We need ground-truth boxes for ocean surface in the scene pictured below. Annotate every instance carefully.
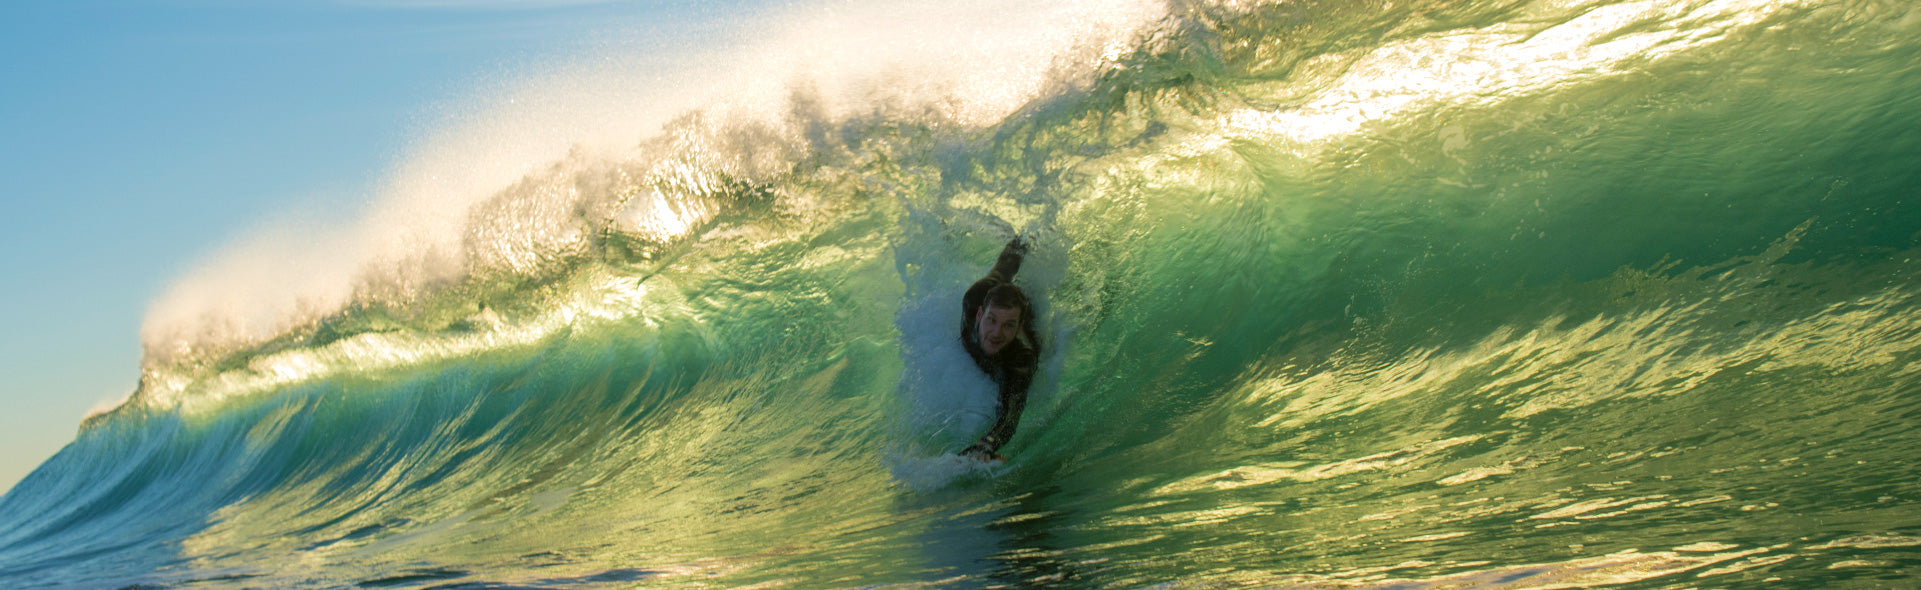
[4,0,1920,588]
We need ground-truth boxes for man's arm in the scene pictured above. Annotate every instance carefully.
[990,237,1027,281]
[962,363,1032,459]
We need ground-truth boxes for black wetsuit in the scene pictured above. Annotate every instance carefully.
[959,239,1041,457]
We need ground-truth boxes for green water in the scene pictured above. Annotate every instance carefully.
[3,0,1920,588]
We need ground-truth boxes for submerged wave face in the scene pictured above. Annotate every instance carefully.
[7,0,1921,587]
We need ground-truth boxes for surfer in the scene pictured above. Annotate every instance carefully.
[958,237,1041,462]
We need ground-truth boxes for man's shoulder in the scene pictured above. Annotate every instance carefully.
[1005,341,1040,369]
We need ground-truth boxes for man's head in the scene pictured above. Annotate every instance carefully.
[975,284,1029,356]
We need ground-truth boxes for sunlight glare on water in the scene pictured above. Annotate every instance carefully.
[1224,0,1806,147]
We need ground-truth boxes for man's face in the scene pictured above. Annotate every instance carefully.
[976,305,1022,356]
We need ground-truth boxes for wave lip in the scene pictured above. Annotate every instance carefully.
[127,0,1171,415]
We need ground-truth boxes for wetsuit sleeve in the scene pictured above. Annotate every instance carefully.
[964,351,1035,456]
[989,238,1027,282]
[976,368,1031,454]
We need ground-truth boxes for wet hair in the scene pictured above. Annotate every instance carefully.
[982,283,1029,315]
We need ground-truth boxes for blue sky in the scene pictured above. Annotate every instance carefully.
[0,0,760,493]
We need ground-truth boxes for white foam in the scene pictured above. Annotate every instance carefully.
[887,452,1006,492]
[140,0,1167,373]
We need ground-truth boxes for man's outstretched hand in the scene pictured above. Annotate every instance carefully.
[1004,236,1027,256]
[960,443,1005,463]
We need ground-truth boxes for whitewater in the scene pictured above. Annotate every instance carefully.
[3,0,1920,588]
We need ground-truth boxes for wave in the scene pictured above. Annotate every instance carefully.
[8,0,1921,587]
[131,0,1168,409]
